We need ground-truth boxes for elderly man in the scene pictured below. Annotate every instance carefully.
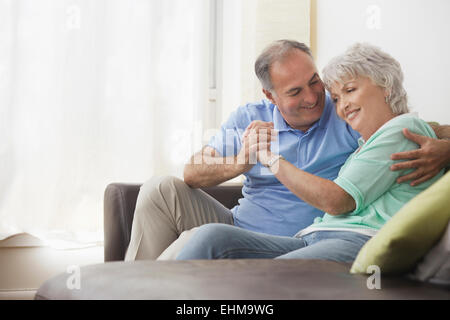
[125,40,450,261]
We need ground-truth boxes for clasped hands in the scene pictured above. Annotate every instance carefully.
[237,121,278,170]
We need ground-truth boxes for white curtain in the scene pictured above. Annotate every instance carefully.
[0,0,209,248]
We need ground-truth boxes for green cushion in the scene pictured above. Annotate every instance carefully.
[350,171,450,275]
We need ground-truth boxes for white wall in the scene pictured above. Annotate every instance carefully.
[315,0,450,123]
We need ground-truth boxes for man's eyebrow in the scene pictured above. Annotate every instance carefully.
[308,73,319,84]
[285,86,302,94]
[285,73,319,94]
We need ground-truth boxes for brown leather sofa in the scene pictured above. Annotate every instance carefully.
[35,183,450,300]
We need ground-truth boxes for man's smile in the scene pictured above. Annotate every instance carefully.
[300,100,318,110]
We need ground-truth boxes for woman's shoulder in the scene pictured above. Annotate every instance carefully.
[359,113,436,158]
[373,113,436,141]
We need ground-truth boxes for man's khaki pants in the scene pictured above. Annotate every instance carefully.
[124,176,234,261]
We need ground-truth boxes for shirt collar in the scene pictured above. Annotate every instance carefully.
[272,104,291,132]
[357,137,365,146]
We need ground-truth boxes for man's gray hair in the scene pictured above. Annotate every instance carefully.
[322,43,409,114]
[255,40,313,91]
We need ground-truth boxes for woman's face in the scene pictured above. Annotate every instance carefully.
[330,76,396,141]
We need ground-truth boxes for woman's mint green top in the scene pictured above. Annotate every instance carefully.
[309,113,444,233]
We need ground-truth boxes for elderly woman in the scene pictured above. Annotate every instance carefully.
[175,43,445,262]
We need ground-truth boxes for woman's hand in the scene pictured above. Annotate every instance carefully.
[390,128,450,186]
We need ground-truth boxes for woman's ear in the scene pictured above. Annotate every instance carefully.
[384,88,391,104]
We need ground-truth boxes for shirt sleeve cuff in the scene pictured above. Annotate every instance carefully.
[334,175,364,214]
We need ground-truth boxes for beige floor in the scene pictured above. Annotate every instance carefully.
[0,234,104,300]
[0,290,37,300]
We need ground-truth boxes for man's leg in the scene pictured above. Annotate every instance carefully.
[176,223,307,260]
[125,176,234,260]
[157,227,200,260]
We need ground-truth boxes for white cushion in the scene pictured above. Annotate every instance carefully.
[409,221,450,286]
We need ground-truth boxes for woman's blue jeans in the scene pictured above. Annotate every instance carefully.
[176,223,371,263]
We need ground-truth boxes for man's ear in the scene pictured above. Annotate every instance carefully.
[263,89,276,105]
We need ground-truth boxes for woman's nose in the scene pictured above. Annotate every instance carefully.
[337,99,349,116]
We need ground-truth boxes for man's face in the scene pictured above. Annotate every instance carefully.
[264,50,326,132]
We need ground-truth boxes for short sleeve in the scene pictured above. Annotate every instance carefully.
[207,107,250,157]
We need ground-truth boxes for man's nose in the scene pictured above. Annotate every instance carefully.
[302,86,316,105]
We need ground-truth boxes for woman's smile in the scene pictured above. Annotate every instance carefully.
[345,108,360,121]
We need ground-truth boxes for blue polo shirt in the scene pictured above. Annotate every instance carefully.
[208,95,360,236]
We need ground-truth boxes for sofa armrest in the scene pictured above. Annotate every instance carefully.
[103,182,243,262]
[104,183,141,262]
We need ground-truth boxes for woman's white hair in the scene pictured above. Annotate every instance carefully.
[322,43,409,114]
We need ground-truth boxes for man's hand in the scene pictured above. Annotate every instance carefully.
[237,121,277,170]
[390,128,450,186]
